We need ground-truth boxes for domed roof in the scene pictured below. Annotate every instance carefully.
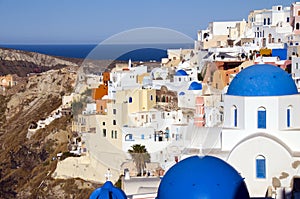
[89,181,127,199]
[175,69,188,76]
[188,82,202,90]
[227,64,298,96]
[179,91,185,96]
[157,156,249,199]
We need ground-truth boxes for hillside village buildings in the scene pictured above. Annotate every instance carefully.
[51,2,300,198]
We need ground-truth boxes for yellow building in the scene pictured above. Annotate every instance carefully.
[137,73,150,84]
[0,74,14,87]
[116,88,156,114]
[73,88,156,150]
[96,102,128,149]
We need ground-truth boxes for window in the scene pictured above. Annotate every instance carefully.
[256,155,266,179]
[103,122,105,126]
[298,10,300,16]
[125,134,133,141]
[287,106,292,127]
[258,107,266,129]
[263,18,266,25]
[150,95,153,101]
[113,120,116,125]
[113,109,116,114]
[232,106,237,127]
[287,17,290,23]
[115,131,117,139]
[152,114,156,119]
[296,23,300,30]
[141,134,145,139]
[129,97,133,103]
[103,129,107,137]
[267,18,270,25]
[296,63,299,70]
[111,130,114,138]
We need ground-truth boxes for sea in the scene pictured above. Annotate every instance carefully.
[0,43,194,61]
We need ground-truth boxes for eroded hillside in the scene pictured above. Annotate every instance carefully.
[0,63,98,198]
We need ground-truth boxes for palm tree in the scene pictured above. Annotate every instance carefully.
[128,144,151,176]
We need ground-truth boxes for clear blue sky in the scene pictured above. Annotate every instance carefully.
[0,0,295,44]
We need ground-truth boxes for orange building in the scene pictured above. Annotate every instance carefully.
[92,72,110,100]
[96,99,109,114]
[212,67,240,90]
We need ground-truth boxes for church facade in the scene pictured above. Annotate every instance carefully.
[221,64,300,197]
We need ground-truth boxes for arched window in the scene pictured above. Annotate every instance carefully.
[262,38,266,47]
[256,155,266,179]
[263,18,266,25]
[231,105,237,127]
[129,97,133,103]
[150,95,153,101]
[296,23,300,30]
[268,34,272,44]
[203,32,209,39]
[258,107,266,129]
[267,18,271,25]
[287,106,292,128]
[125,134,133,141]
[219,106,224,122]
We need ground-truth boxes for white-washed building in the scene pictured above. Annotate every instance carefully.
[220,64,300,197]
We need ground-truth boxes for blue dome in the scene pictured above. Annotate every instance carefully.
[157,156,249,199]
[188,82,202,90]
[227,64,298,96]
[175,69,188,76]
[89,181,127,199]
[179,91,185,96]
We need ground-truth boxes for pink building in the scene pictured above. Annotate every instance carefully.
[290,2,300,35]
[194,96,205,127]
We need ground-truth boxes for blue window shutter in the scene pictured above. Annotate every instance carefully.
[256,158,266,178]
[287,109,290,127]
[258,110,266,129]
[234,108,237,127]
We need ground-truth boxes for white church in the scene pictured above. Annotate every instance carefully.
[218,64,300,197]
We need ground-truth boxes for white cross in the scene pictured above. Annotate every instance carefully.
[105,168,112,181]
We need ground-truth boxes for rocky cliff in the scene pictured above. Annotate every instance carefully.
[0,48,79,77]
[0,49,98,198]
